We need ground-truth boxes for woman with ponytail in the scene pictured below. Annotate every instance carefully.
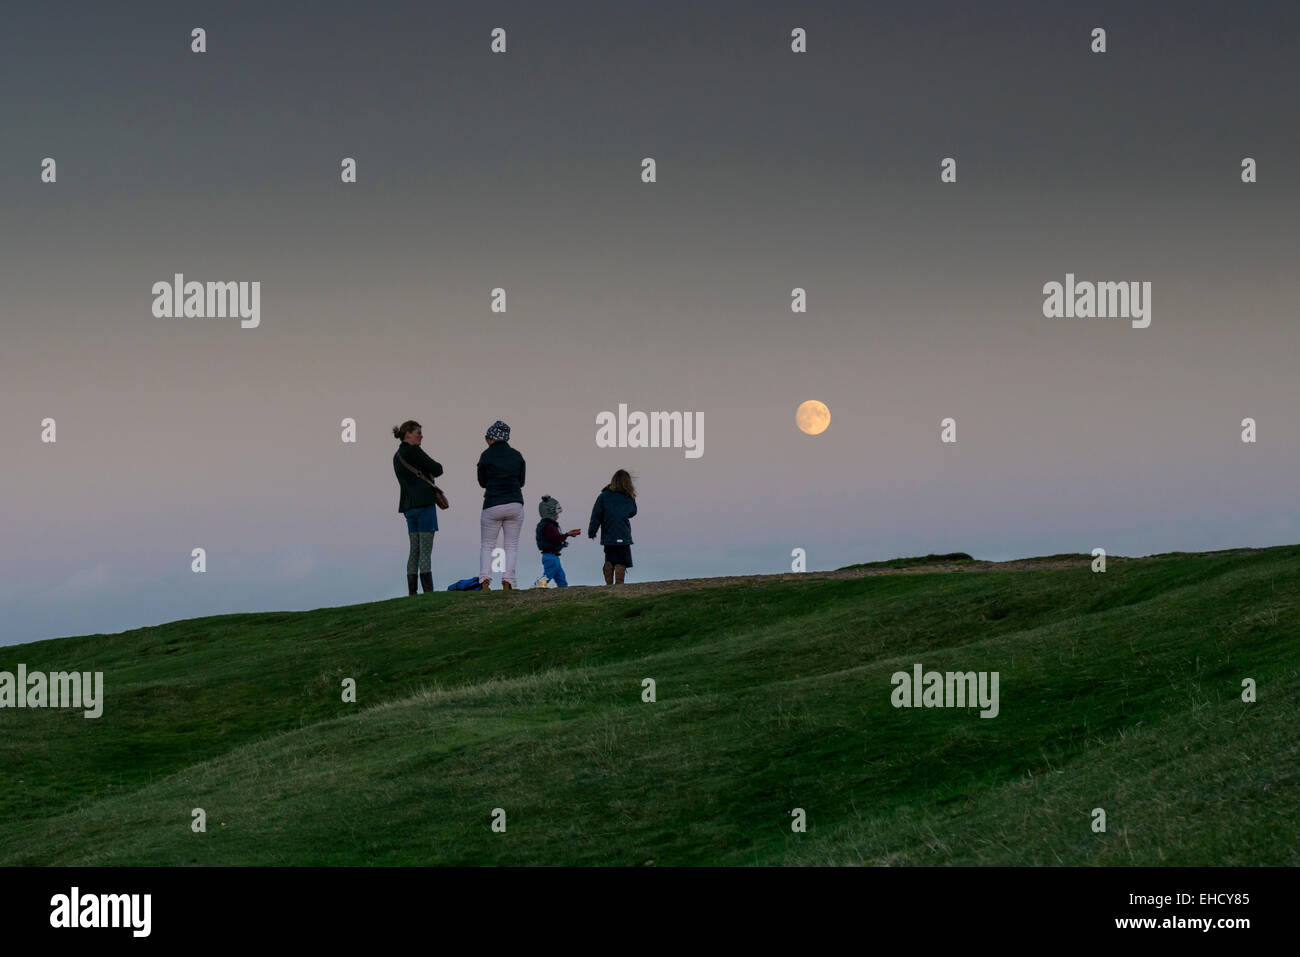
[392,420,444,594]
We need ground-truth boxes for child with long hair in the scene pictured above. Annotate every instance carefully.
[587,470,637,584]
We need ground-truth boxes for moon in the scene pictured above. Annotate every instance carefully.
[796,400,830,435]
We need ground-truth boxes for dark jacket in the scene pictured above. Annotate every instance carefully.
[477,440,526,509]
[393,442,444,513]
[588,488,637,545]
[536,518,568,554]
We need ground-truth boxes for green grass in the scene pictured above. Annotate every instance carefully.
[1,545,1297,865]
[838,552,976,570]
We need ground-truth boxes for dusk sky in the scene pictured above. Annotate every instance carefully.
[2,0,1297,646]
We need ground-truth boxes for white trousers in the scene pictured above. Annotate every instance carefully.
[480,502,525,584]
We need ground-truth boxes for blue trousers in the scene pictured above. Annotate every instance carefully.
[542,553,568,587]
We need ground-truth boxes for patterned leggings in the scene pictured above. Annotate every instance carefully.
[406,532,435,575]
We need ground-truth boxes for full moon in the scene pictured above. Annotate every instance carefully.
[796,400,831,435]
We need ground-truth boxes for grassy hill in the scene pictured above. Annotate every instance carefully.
[1,546,1297,865]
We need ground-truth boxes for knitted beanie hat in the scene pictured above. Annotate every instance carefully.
[486,420,511,442]
[539,495,561,520]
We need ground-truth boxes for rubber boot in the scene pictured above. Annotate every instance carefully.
[407,574,419,595]
[420,572,434,593]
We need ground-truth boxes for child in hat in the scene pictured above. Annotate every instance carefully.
[535,495,580,587]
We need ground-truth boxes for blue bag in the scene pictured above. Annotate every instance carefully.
[446,577,483,591]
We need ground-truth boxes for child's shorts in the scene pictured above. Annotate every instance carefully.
[603,544,633,568]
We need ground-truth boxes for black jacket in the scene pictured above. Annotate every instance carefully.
[393,442,444,513]
[477,441,526,508]
[588,488,637,545]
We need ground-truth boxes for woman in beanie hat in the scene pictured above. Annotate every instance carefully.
[476,420,526,589]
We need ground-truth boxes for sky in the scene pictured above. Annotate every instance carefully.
[1,0,1297,646]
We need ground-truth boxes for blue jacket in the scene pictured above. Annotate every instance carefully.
[588,488,637,545]
[477,441,525,509]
